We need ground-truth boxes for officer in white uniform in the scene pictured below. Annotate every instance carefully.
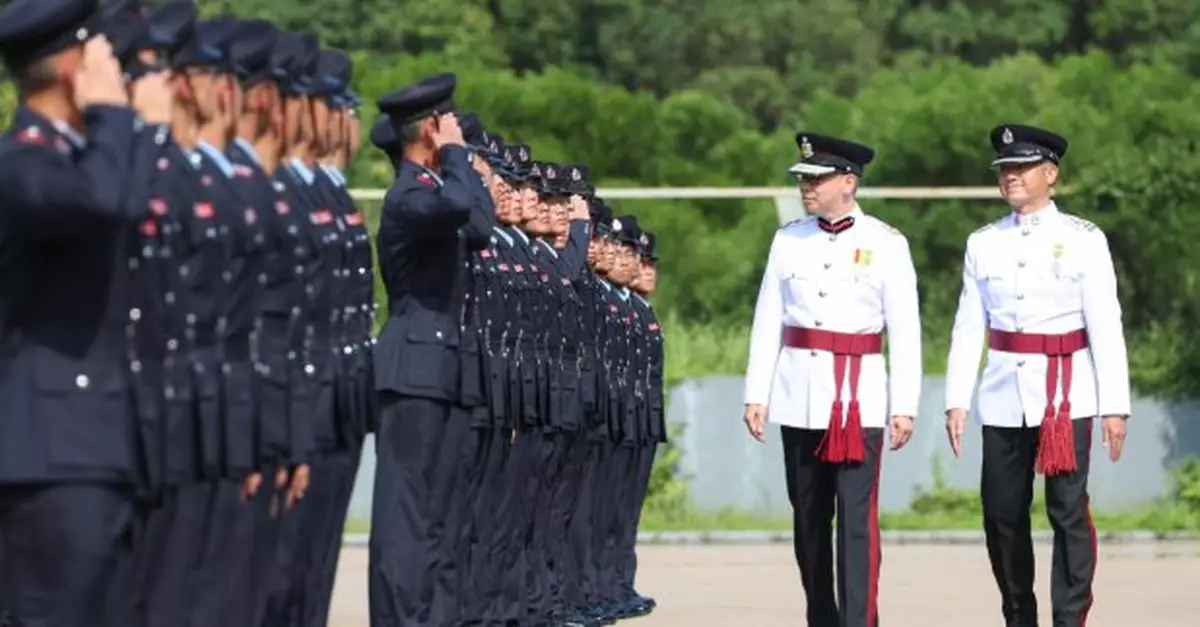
[943,124,1130,627]
[743,132,921,627]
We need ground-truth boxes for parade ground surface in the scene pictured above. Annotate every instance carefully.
[328,540,1200,626]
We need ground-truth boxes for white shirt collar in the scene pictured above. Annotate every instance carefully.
[290,158,316,185]
[233,137,262,166]
[196,140,235,178]
[50,119,86,149]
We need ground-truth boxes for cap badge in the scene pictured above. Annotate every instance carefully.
[572,168,581,181]
[612,219,623,231]
[640,234,649,246]
[547,167,557,179]
[1001,127,1014,145]
[800,136,814,158]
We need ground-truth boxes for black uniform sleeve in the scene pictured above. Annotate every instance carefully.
[558,218,591,280]
[385,145,476,233]
[0,106,144,237]
[460,170,498,252]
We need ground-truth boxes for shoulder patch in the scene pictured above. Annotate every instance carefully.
[1062,213,1098,232]
[16,127,47,146]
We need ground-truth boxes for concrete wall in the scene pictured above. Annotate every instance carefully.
[346,375,1200,521]
[668,376,1200,515]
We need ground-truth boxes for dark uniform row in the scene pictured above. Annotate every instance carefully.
[367,76,667,626]
[0,0,667,626]
[0,0,370,625]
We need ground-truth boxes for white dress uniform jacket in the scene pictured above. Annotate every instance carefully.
[944,202,1131,426]
[743,206,922,430]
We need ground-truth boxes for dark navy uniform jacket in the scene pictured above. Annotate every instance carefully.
[0,105,149,483]
[228,138,293,467]
[373,145,492,403]
[632,292,667,444]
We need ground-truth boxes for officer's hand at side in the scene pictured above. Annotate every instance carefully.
[131,70,173,125]
[1101,415,1127,462]
[568,195,590,221]
[431,113,464,149]
[945,408,967,458]
[74,36,129,108]
[286,463,311,509]
[889,415,914,450]
[240,472,263,502]
[743,403,766,443]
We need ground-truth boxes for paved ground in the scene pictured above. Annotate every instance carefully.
[330,543,1199,626]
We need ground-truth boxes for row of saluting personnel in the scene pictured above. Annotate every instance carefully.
[0,0,666,626]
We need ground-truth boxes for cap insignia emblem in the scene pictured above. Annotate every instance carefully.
[1001,127,1014,145]
[800,136,813,158]
[572,168,581,181]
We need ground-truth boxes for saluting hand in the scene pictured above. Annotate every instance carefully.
[568,195,590,221]
[431,113,464,149]
[889,415,915,450]
[945,408,966,458]
[73,36,129,108]
[743,403,766,443]
[131,70,173,125]
[1101,415,1127,462]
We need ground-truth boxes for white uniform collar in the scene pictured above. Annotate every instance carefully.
[1011,201,1058,228]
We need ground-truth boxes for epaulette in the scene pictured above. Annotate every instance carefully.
[780,215,814,231]
[864,215,902,236]
[972,220,999,236]
[1063,213,1098,232]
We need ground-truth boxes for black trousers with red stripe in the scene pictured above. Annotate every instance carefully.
[781,426,883,627]
[981,418,1097,627]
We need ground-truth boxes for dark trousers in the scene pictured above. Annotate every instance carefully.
[782,426,883,627]
[0,483,135,627]
[458,424,497,625]
[495,430,533,622]
[567,441,602,611]
[183,480,256,627]
[369,395,472,626]
[524,431,568,621]
[471,426,513,623]
[246,474,287,627]
[601,444,636,605]
[982,419,1097,627]
[301,444,363,627]
[261,477,313,627]
[616,442,657,596]
[547,432,589,614]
